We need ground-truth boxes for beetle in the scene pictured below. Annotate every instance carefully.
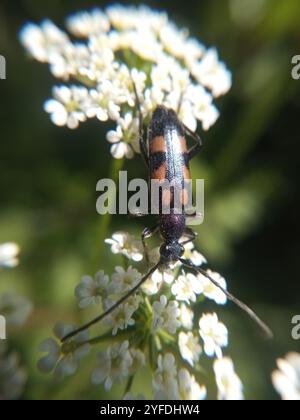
[62,104,272,342]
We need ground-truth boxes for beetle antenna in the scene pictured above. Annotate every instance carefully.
[179,258,273,339]
[61,261,161,342]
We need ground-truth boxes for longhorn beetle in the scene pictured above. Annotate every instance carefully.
[62,103,272,342]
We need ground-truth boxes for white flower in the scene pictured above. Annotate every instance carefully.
[20,20,69,62]
[105,232,143,262]
[91,341,132,390]
[191,48,232,97]
[132,28,164,62]
[150,63,172,92]
[179,304,194,330]
[142,267,175,295]
[199,313,228,358]
[86,82,121,121]
[154,267,175,285]
[152,295,181,334]
[159,23,188,59]
[0,243,20,268]
[106,113,139,159]
[143,86,165,114]
[21,5,232,160]
[182,241,207,266]
[107,5,167,33]
[45,43,91,79]
[129,348,146,375]
[110,266,142,294]
[75,270,110,309]
[171,272,203,303]
[178,332,202,367]
[152,353,179,400]
[182,38,205,69]
[66,9,110,37]
[0,294,32,328]
[153,354,206,401]
[214,357,244,400]
[103,295,141,335]
[197,269,227,305]
[178,368,207,400]
[44,85,88,129]
[186,84,219,131]
[37,323,90,380]
[178,99,198,132]
[141,272,162,296]
[272,352,300,400]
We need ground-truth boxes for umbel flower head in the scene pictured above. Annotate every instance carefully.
[20,4,231,159]
[35,230,243,400]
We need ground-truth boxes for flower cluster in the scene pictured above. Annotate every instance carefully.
[0,343,27,400]
[38,230,243,400]
[0,242,20,269]
[38,323,90,381]
[153,353,207,400]
[0,244,31,399]
[92,341,145,391]
[0,293,32,329]
[20,5,231,159]
[272,352,300,400]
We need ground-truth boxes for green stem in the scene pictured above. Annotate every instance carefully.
[144,296,153,317]
[79,326,136,347]
[157,329,176,343]
[123,375,135,397]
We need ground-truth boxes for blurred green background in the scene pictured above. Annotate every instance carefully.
[0,0,299,400]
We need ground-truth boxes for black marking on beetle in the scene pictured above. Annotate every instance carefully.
[150,151,166,171]
[150,106,184,138]
[183,152,190,168]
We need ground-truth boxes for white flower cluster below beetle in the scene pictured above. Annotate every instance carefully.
[20,4,232,159]
[272,352,300,400]
[36,228,245,400]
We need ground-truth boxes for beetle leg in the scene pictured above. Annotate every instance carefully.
[180,227,197,246]
[182,123,203,161]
